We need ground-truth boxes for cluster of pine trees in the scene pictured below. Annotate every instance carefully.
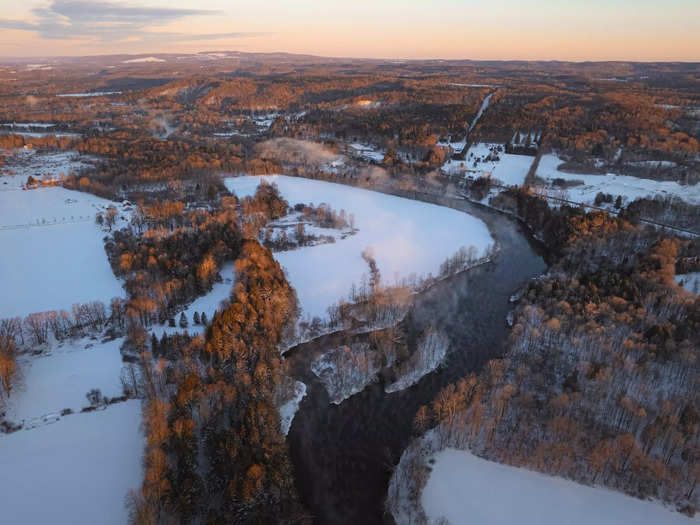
[129,240,304,523]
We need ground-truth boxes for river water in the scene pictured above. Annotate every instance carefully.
[285,198,546,524]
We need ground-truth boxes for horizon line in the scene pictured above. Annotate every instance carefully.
[0,50,699,64]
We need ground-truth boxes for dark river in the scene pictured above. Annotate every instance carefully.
[286,198,546,524]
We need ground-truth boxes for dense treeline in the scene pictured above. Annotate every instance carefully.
[408,227,699,516]
[0,298,127,414]
[129,241,305,524]
[106,201,242,325]
[63,136,242,200]
[490,186,635,257]
[622,195,700,232]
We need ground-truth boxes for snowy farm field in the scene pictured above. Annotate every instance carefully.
[0,400,142,525]
[421,448,696,525]
[442,142,534,187]
[0,179,126,319]
[225,175,494,319]
[536,153,700,206]
[6,337,126,424]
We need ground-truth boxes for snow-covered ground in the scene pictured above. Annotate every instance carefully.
[443,143,533,186]
[6,337,126,425]
[0,131,80,138]
[536,154,700,206]
[676,272,700,295]
[56,91,121,97]
[0,175,126,318]
[279,381,306,435]
[311,343,380,404]
[0,150,91,189]
[225,175,493,319]
[385,329,449,393]
[150,262,236,336]
[349,142,385,162]
[0,400,143,525]
[450,83,499,88]
[1,122,56,128]
[421,448,695,525]
[122,56,164,63]
[0,185,111,226]
[468,92,494,133]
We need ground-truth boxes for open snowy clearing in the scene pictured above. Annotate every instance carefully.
[443,143,533,186]
[151,262,236,336]
[225,175,493,319]
[536,154,700,206]
[676,272,700,295]
[0,400,143,525]
[0,185,126,318]
[421,448,695,525]
[7,337,126,424]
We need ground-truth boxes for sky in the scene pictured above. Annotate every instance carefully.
[0,0,698,61]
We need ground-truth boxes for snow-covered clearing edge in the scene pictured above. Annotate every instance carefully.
[279,381,306,435]
[386,429,438,525]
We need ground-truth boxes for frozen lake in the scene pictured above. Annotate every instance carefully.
[225,175,494,319]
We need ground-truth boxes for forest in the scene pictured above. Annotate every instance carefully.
[0,55,698,525]
[395,205,699,521]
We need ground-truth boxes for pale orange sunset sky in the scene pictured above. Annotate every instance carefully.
[0,0,698,61]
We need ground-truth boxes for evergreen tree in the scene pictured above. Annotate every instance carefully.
[179,312,188,329]
[193,311,200,325]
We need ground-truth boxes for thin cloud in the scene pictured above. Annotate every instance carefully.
[0,1,258,43]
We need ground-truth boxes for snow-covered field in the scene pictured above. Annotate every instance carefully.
[0,167,126,318]
[225,175,493,319]
[536,154,700,206]
[57,91,122,97]
[443,143,533,186]
[7,337,126,424]
[421,448,695,525]
[0,401,143,525]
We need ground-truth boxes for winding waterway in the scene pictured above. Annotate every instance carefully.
[284,190,546,524]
